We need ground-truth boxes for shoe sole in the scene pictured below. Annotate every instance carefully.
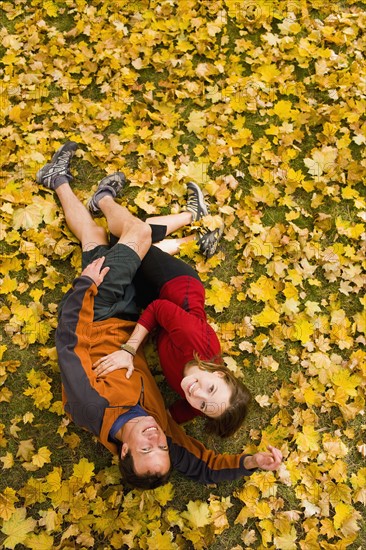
[36,141,78,185]
[199,224,224,258]
[97,172,126,193]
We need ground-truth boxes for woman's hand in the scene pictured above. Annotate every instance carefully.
[82,257,110,287]
[93,350,135,379]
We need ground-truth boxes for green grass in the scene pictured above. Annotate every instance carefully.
[1,1,365,548]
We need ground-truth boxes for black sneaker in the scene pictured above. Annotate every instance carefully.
[186,182,209,222]
[197,223,224,258]
[36,141,78,188]
[87,172,126,217]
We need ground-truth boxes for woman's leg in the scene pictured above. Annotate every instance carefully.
[153,235,195,256]
[145,211,193,236]
[133,245,201,308]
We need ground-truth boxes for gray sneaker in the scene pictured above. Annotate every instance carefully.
[197,223,224,258]
[186,182,209,221]
[36,141,78,188]
[87,172,126,217]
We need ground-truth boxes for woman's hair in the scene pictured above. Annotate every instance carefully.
[185,353,252,438]
[118,449,172,490]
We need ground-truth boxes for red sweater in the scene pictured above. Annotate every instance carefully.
[137,275,221,423]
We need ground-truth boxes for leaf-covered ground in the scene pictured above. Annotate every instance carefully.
[0,0,365,548]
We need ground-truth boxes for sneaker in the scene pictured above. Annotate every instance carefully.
[87,172,126,217]
[36,141,78,188]
[186,182,209,222]
[197,223,224,258]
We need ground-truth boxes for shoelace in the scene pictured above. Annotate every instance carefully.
[52,151,72,172]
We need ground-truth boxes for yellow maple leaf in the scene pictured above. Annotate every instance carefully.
[0,276,17,294]
[0,488,18,521]
[333,502,354,530]
[186,110,207,134]
[295,426,320,452]
[144,529,175,549]
[72,457,95,484]
[205,277,233,312]
[249,275,278,302]
[331,369,360,397]
[273,526,298,550]
[178,161,209,185]
[38,509,61,532]
[24,532,54,550]
[0,452,14,469]
[64,432,81,449]
[16,439,34,462]
[1,507,37,549]
[0,345,7,360]
[44,467,63,493]
[181,500,211,528]
[256,63,281,83]
[252,305,280,327]
[152,482,174,506]
[32,446,52,468]
[272,100,294,120]
[12,204,44,230]
[304,146,338,177]
[22,412,34,424]
[290,315,314,344]
[246,236,274,259]
[209,495,232,534]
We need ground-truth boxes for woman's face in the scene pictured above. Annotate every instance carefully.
[181,364,232,417]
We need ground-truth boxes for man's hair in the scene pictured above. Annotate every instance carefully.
[185,353,252,438]
[118,449,172,490]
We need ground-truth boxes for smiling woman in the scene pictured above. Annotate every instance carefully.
[181,354,251,437]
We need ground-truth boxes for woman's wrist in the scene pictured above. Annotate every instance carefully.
[120,343,137,356]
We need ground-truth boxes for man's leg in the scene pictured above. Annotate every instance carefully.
[94,196,151,260]
[56,184,108,250]
[36,142,108,250]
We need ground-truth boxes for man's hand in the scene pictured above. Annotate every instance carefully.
[93,350,135,379]
[81,257,110,287]
[243,445,283,471]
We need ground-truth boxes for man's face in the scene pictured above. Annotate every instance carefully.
[121,416,170,476]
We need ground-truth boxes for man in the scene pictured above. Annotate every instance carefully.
[37,142,283,490]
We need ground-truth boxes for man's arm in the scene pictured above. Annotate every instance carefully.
[167,417,282,484]
[56,258,110,436]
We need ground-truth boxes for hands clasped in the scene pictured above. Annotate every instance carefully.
[93,350,135,379]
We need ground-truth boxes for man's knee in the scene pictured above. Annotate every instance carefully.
[123,220,152,258]
[81,226,108,251]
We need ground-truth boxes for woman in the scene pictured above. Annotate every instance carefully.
[94,183,251,437]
